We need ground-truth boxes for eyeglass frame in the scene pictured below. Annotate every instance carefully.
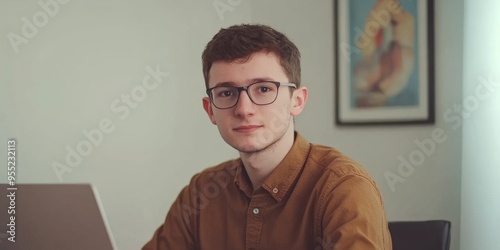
[206,81,297,109]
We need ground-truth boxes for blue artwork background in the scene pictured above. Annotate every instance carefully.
[348,0,420,108]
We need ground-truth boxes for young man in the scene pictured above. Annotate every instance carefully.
[143,24,392,250]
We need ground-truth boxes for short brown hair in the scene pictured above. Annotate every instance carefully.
[202,24,301,89]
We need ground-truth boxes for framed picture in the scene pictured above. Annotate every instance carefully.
[335,0,435,125]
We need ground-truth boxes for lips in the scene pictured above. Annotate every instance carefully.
[233,125,262,133]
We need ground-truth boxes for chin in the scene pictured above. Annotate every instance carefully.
[231,134,281,154]
[233,142,268,154]
[227,139,264,153]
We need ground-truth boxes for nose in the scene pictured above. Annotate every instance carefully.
[234,90,256,117]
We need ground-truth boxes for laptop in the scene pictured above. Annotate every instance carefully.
[0,184,116,250]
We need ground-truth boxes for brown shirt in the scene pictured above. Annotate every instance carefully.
[143,133,392,250]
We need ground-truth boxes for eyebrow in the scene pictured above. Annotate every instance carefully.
[213,77,276,87]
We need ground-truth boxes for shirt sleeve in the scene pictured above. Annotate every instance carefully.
[320,173,392,250]
[142,183,197,250]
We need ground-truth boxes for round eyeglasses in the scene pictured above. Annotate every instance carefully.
[206,81,297,109]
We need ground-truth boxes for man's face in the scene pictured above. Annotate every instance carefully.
[202,51,301,153]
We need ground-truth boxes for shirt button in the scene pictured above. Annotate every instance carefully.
[252,208,260,215]
[272,188,278,194]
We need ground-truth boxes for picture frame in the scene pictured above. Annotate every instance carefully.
[335,0,435,125]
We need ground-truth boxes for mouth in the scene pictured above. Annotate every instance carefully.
[233,125,262,133]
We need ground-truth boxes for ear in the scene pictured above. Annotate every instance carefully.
[290,86,308,116]
[202,97,217,125]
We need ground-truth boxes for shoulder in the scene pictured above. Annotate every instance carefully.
[308,143,372,179]
[187,158,240,188]
[307,143,382,201]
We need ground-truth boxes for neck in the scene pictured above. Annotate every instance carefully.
[240,126,295,191]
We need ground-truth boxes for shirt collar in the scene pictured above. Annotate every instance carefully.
[234,132,311,202]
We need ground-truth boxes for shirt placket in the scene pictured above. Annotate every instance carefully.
[245,194,271,250]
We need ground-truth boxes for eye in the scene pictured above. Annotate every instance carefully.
[253,82,276,93]
[258,86,271,93]
[218,91,233,97]
[213,87,236,98]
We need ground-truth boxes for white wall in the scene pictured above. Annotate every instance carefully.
[0,0,464,249]
[460,0,500,248]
